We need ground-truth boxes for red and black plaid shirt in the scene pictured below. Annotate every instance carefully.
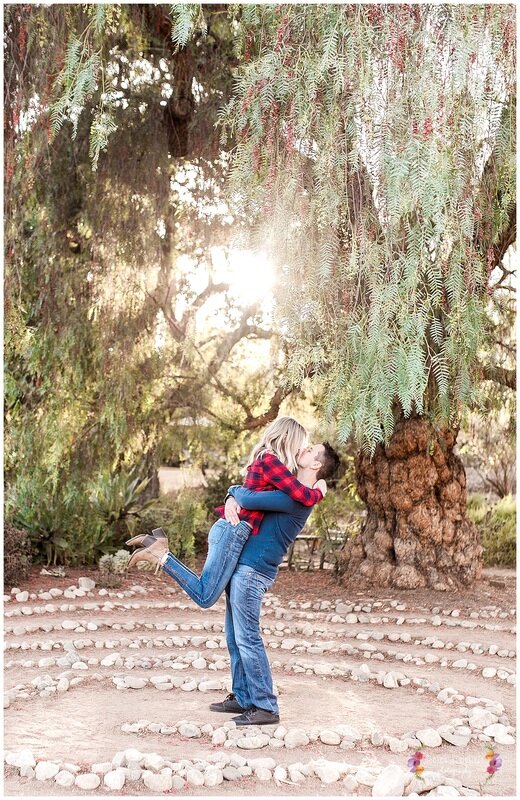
[215,452,323,536]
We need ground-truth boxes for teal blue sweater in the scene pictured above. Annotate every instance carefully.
[228,485,313,580]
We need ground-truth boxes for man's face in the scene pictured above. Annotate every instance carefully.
[297,443,325,470]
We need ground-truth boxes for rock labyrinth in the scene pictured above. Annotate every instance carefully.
[4,573,516,796]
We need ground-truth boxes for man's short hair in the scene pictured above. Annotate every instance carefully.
[316,442,341,481]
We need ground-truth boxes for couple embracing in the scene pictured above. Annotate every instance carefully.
[126,417,340,726]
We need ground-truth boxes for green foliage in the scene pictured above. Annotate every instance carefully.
[202,468,244,518]
[135,489,208,563]
[6,472,114,567]
[89,468,156,536]
[4,522,32,588]
[305,473,364,571]
[467,494,516,567]
[219,4,516,454]
[170,4,206,49]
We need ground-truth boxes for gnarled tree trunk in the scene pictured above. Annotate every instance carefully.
[341,416,483,591]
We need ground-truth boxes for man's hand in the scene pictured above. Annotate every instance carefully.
[224,496,242,525]
[313,479,327,497]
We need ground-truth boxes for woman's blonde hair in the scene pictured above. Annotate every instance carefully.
[246,416,308,474]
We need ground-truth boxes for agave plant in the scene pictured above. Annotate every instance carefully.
[89,468,157,538]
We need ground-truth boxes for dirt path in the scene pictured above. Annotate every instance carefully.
[4,566,516,796]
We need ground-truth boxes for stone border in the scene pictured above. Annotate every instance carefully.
[4,746,482,796]
[118,712,516,752]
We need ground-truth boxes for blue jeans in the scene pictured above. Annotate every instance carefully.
[225,564,278,714]
[160,519,251,608]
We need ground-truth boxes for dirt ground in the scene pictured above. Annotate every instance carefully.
[3,564,516,797]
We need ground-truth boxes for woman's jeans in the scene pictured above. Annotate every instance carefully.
[225,564,278,714]
[160,519,251,608]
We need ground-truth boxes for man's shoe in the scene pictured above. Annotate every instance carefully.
[209,693,248,714]
[232,707,280,726]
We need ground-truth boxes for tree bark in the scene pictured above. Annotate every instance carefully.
[340,416,483,591]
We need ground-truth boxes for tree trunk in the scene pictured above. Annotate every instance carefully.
[340,416,483,591]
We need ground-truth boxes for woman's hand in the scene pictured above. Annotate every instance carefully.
[224,497,242,525]
[314,479,327,497]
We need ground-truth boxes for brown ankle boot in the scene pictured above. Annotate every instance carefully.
[126,528,168,547]
[127,535,168,574]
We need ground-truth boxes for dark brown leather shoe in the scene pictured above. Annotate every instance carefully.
[209,693,248,713]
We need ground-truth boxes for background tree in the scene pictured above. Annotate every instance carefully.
[4,5,516,588]
[218,4,516,589]
[3,4,290,564]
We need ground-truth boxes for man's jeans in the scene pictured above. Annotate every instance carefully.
[225,564,278,714]
[161,519,251,608]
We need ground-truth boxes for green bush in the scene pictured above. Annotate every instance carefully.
[480,495,516,568]
[468,494,516,568]
[135,488,208,563]
[6,473,120,566]
[4,522,32,587]
[88,468,157,537]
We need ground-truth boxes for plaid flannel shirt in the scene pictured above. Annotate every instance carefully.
[215,451,323,536]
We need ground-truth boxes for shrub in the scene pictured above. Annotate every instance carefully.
[478,495,516,568]
[7,474,118,566]
[135,488,208,563]
[305,476,365,571]
[88,468,157,537]
[4,522,32,588]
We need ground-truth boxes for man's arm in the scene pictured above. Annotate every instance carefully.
[228,485,300,513]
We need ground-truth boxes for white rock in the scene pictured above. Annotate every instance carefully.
[237,735,269,750]
[494,733,515,745]
[356,767,378,786]
[54,770,75,787]
[315,763,341,783]
[198,678,223,691]
[388,737,409,754]
[246,757,276,770]
[383,672,399,688]
[204,766,223,786]
[435,787,460,796]
[482,667,497,678]
[469,709,498,729]
[124,676,147,689]
[75,773,101,789]
[255,767,272,780]
[186,767,205,786]
[192,657,207,669]
[284,728,310,748]
[274,765,287,782]
[483,723,508,737]
[343,775,359,791]
[15,591,29,602]
[104,768,126,790]
[180,679,198,691]
[78,577,96,590]
[35,761,60,780]
[143,753,165,771]
[372,764,406,796]
[416,728,443,747]
[319,730,341,745]
[91,761,113,774]
[178,723,201,738]
[6,750,35,769]
[123,748,143,765]
[223,766,241,780]
[212,728,227,746]
[142,771,172,791]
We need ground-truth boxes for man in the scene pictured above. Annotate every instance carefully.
[210,442,340,726]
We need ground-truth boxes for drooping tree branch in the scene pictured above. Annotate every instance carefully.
[480,363,516,390]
